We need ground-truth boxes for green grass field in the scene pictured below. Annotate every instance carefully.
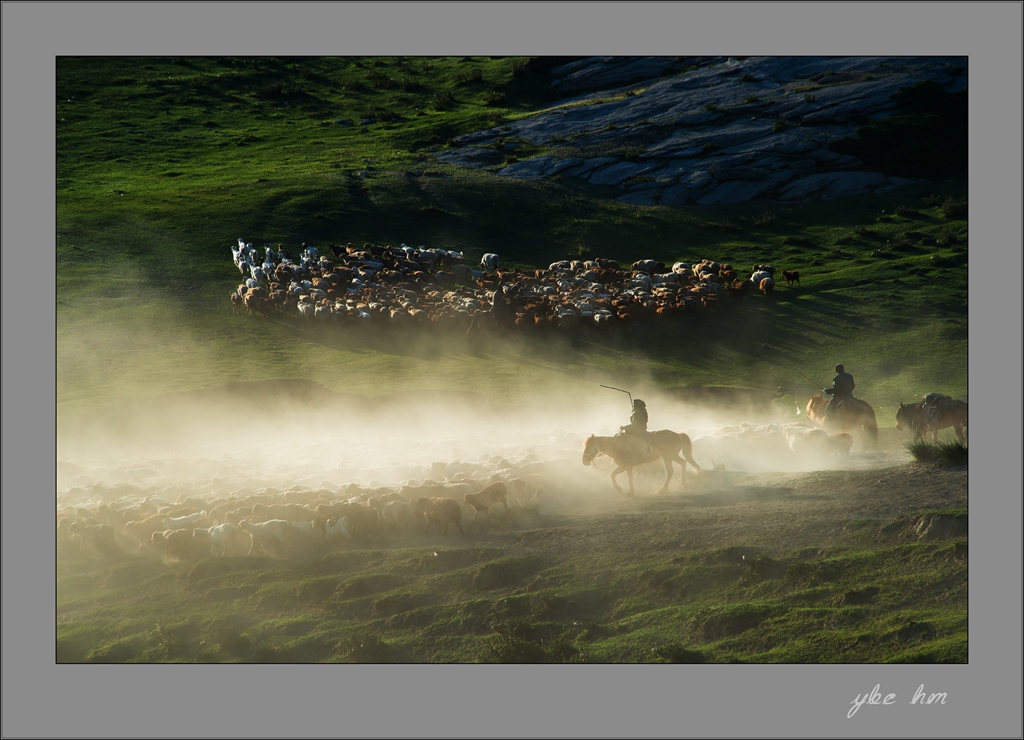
[55,56,968,664]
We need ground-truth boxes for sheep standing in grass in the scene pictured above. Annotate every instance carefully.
[464,482,509,524]
[68,522,120,559]
[193,523,242,557]
[151,528,201,562]
[412,497,464,537]
[481,253,501,272]
[323,516,351,543]
[238,519,292,557]
[380,501,417,534]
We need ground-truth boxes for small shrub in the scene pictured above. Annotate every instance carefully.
[905,439,967,467]
[341,633,394,663]
[455,68,484,86]
[701,219,740,233]
[430,90,455,111]
[650,644,707,663]
[753,210,776,227]
[485,620,586,664]
[739,72,758,83]
[940,196,968,220]
[483,90,506,106]
[773,118,788,132]
[235,132,259,146]
[150,622,192,660]
[509,491,543,515]
[212,624,252,658]
[894,204,920,218]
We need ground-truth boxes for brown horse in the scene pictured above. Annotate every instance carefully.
[896,397,968,446]
[582,430,701,497]
[805,394,878,447]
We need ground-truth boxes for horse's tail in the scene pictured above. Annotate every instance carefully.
[678,432,702,473]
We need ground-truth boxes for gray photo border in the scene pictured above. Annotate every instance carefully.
[4,2,1022,738]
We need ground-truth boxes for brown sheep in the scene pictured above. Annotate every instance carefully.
[68,522,120,559]
[759,277,775,295]
[464,482,509,523]
[782,270,801,286]
[412,497,463,536]
[151,528,203,562]
[316,502,378,538]
[125,513,175,550]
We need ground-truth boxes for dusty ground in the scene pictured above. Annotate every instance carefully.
[515,460,967,560]
[56,384,967,560]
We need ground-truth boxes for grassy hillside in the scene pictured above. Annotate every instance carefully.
[56,56,967,425]
[57,467,967,665]
[54,57,968,666]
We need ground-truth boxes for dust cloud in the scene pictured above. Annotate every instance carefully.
[56,376,911,514]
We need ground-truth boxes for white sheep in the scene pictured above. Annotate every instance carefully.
[480,253,501,272]
[192,523,241,557]
[238,519,292,557]
[165,511,208,528]
[324,516,351,542]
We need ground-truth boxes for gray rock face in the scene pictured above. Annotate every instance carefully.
[434,56,967,205]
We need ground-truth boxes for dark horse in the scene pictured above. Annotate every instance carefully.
[582,430,701,497]
[806,394,878,448]
[896,396,968,446]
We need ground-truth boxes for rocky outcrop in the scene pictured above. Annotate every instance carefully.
[435,56,967,205]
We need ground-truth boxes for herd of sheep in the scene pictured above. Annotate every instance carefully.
[229,238,796,333]
[58,415,861,566]
[58,471,530,564]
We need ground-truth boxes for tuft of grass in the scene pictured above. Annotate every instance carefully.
[485,620,587,663]
[940,196,968,220]
[340,633,396,663]
[904,439,967,467]
[649,643,707,663]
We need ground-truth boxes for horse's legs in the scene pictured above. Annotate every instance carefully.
[625,467,635,497]
[955,422,966,446]
[660,456,674,493]
[610,467,626,495]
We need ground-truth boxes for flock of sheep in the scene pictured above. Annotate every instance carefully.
[229,238,797,333]
[58,472,527,564]
[58,413,862,566]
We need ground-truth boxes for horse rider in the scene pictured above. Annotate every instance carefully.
[619,399,652,462]
[823,364,855,421]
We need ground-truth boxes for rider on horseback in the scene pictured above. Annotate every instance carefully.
[823,364,855,422]
[619,399,652,463]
